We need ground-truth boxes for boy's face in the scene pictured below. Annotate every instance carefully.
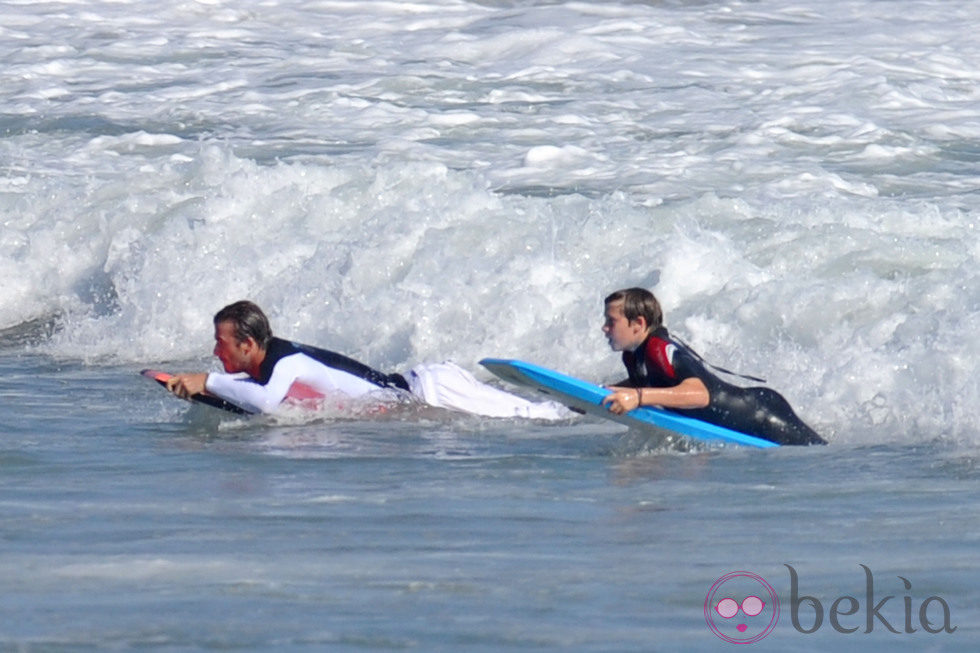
[602,300,648,352]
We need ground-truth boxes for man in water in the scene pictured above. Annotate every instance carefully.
[166,300,566,419]
[599,288,825,445]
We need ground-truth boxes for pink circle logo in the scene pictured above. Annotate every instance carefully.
[705,571,780,644]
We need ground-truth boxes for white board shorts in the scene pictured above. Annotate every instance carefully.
[406,361,569,420]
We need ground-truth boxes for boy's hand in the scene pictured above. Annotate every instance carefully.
[602,386,641,414]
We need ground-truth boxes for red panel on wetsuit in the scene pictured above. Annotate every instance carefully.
[284,381,324,401]
[644,336,676,380]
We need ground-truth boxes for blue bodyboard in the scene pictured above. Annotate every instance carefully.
[480,358,778,449]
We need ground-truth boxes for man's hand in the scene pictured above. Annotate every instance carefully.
[165,373,209,400]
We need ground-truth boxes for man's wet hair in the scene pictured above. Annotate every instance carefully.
[214,300,273,348]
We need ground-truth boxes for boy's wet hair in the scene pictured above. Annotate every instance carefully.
[604,287,663,330]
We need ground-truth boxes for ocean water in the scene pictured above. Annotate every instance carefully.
[1,0,978,649]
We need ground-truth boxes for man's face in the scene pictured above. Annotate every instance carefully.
[602,300,647,352]
[213,321,254,373]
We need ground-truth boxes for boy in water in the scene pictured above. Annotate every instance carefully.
[600,288,825,445]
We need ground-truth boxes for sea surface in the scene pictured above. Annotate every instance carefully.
[1,0,978,650]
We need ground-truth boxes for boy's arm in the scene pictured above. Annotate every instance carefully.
[602,377,710,415]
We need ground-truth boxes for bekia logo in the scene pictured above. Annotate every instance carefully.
[704,571,779,644]
[705,565,956,643]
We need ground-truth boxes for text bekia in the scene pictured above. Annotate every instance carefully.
[786,564,955,634]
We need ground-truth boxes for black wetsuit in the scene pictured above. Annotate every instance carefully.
[623,328,825,446]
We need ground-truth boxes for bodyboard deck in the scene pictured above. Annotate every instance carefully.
[479,358,778,449]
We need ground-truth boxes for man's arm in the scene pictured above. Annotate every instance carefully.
[204,364,299,414]
[164,366,289,415]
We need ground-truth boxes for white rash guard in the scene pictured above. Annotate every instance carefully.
[204,337,404,414]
